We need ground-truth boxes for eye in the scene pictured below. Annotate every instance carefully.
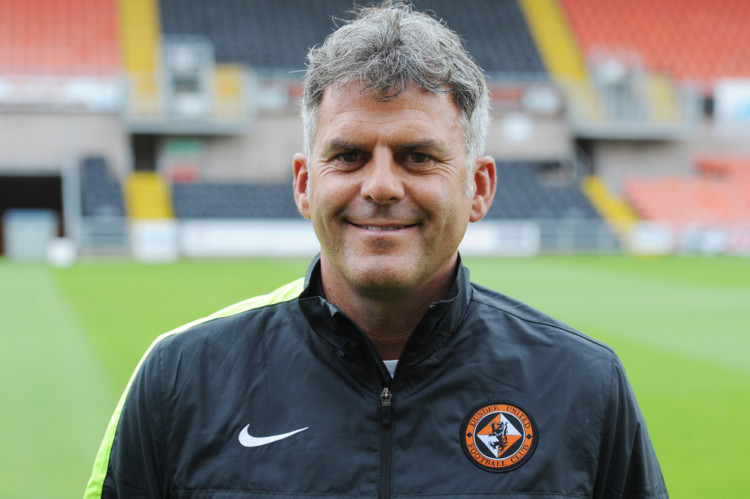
[409,153,430,164]
[329,151,365,171]
[339,152,360,163]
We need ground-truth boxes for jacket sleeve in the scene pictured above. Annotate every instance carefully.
[84,338,168,498]
[594,354,668,498]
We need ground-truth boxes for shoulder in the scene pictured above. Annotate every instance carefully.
[145,277,306,364]
[468,281,615,362]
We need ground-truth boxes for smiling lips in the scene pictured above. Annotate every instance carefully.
[353,223,415,232]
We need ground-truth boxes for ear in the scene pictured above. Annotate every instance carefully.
[469,156,497,222]
[293,153,311,219]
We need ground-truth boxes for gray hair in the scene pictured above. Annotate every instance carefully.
[301,2,490,166]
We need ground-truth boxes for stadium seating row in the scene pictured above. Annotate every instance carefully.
[487,161,600,220]
[0,0,119,76]
[624,158,750,225]
[0,0,545,78]
[5,0,749,84]
[80,156,126,217]
[171,181,300,219]
[157,0,547,76]
[559,0,750,85]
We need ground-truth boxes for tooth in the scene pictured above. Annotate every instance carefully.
[362,225,404,231]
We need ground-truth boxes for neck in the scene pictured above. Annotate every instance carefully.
[320,260,457,361]
[336,297,422,360]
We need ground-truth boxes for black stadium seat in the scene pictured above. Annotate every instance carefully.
[80,157,126,218]
[158,0,547,77]
[171,181,300,219]
[486,161,600,220]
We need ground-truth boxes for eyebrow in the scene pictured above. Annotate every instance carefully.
[321,138,450,157]
[400,139,448,155]
[323,139,362,154]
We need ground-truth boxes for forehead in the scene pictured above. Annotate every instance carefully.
[313,83,463,151]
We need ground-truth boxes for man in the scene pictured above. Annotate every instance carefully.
[86,3,667,498]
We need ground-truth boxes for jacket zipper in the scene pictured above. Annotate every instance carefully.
[379,386,393,499]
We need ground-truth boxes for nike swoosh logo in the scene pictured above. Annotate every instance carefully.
[238,424,308,447]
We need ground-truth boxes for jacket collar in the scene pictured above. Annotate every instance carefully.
[297,254,472,386]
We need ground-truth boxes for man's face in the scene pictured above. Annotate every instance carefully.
[294,83,494,298]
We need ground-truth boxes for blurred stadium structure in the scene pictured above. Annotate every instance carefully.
[1,0,750,261]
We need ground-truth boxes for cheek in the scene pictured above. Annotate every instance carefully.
[428,178,473,214]
[310,172,361,211]
[430,188,474,237]
[307,179,346,230]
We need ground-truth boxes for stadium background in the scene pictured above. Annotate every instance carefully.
[0,0,749,497]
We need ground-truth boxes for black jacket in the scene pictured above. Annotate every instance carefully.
[85,257,667,498]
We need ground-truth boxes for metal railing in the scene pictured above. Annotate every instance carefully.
[534,218,621,253]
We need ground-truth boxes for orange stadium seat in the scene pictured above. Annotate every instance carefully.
[559,0,750,86]
[0,0,120,76]
[624,157,750,225]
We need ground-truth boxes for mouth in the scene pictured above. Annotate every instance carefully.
[351,223,416,232]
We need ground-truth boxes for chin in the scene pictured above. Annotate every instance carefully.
[347,261,417,293]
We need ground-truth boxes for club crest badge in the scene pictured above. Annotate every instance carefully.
[461,401,537,472]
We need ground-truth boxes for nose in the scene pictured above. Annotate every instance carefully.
[360,148,404,205]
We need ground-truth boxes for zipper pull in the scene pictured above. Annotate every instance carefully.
[380,387,392,407]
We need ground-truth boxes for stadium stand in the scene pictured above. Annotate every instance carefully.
[171,181,299,219]
[157,0,547,77]
[581,175,638,237]
[485,160,618,252]
[117,0,161,116]
[513,1,707,140]
[80,156,125,218]
[698,157,750,184]
[0,0,119,76]
[420,0,547,76]
[624,157,750,225]
[518,0,586,81]
[159,0,345,71]
[79,156,130,255]
[125,172,175,220]
[118,0,160,74]
[487,160,600,220]
[559,0,750,86]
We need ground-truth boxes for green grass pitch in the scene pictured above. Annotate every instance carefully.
[1,255,748,498]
